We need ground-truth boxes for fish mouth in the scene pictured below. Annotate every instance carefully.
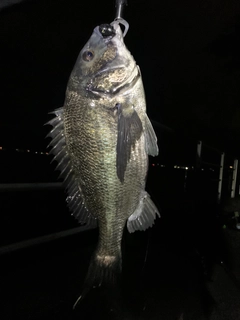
[96,19,129,41]
[86,65,140,97]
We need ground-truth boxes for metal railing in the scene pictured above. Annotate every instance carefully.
[0,182,96,254]
[0,224,94,255]
[0,182,63,192]
[196,140,239,202]
[1,140,239,254]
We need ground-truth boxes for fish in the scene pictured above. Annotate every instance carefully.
[46,18,160,306]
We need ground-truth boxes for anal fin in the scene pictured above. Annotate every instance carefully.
[127,192,160,233]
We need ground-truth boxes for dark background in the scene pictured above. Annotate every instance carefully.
[0,0,239,249]
[1,0,240,155]
[1,2,240,319]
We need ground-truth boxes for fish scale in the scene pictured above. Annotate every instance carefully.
[47,19,160,305]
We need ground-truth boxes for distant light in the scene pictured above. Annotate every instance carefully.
[0,146,2,150]
[160,165,165,168]
[16,148,19,152]
[230,166,233,169]
[40,152,44,154]
[201,168,204,171]
[27,150,30,153]
[152,163,155,167]
[185,167,188,170]
[46,152,49,155]
[174,165,177,169]
[35,151,38,154]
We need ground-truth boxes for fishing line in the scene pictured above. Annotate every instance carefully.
[115,0,128,20]
[140,228,152,275]
[140,184,161,276]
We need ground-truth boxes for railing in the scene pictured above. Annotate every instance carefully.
[0,224,94,255]
[0,182,97,255]
[196,140,239,202]
[0,140,239,254]
[0,182,63,192]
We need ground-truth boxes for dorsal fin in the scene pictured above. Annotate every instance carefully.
[46,108,97,228]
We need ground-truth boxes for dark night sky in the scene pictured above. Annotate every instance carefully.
[1,0,240,156]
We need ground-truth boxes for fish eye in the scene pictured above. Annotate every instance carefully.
[82,50,94,62]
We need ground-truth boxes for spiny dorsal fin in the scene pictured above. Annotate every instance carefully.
[46,108,97,227]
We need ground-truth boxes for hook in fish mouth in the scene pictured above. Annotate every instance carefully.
[99,18,129,39]
[111,18,129,37]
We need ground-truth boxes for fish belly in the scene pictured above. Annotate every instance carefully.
[64,92,148,255]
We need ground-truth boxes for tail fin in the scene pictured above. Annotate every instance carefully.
[73,253,122,309]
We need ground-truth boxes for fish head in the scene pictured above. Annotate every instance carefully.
[68,19,138,98]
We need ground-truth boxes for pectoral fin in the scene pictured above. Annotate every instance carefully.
[116,103,143,182]
[144,115,159,156]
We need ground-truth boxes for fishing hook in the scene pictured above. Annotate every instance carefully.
[113,0,129,37]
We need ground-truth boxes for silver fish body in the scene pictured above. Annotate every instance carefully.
[47,19,159,297]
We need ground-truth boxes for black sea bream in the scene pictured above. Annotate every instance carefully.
[47,19,160,303]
